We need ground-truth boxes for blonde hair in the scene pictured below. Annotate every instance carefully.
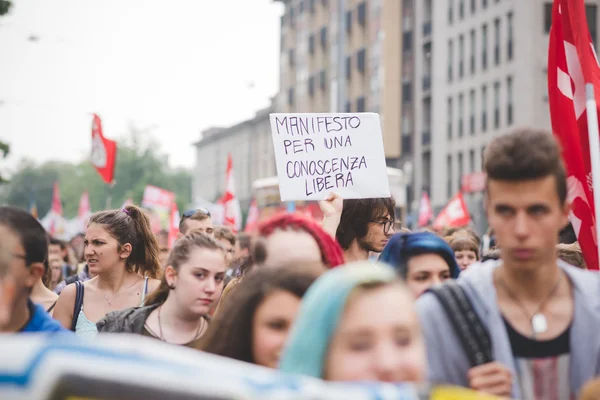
[556,242,586,269]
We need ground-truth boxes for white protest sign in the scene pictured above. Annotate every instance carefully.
[269,113,391,201]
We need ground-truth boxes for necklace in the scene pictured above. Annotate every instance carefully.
[497,271,562,339]
[102,278,140,306]
[157,305,204,344]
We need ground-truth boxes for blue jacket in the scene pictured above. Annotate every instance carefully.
[22,300,71,333]
[417,259,600,399]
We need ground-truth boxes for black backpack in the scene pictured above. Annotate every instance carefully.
[428,281,494,367]
[70,281,85,331]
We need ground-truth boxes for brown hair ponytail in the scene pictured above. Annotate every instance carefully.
[88,205,161,279]
[144,230,225,307]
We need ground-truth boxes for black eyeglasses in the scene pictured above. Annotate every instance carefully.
[181,208,211,221]
[370,218,398,235]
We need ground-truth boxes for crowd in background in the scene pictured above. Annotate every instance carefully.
[2,128,600,400]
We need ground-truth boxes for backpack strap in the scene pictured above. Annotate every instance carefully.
[428,281,493,367]
[70,281,85,332]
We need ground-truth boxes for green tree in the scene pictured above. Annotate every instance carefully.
[0,134,192,218]
[0,1,12,16]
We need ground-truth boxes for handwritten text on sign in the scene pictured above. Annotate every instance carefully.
[269,113,390,201]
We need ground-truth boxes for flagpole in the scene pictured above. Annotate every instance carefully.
[585,84,600,269]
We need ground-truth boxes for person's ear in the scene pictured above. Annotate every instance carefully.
[25,262,45,289]
[164,265,178,289]
[119,243,132,259]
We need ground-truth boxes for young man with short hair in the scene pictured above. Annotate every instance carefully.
[322,195,396,262]
[178,208,214,237]
[0,207,69,333]
[417,129,600,399]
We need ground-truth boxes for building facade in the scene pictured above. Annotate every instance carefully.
[402,0,599,227]
[192,105,277,211]
[276,0,404,165]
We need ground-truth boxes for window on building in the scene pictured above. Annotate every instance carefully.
[469,149,476,173]
[358,2,367,26]
[482,85,488,132]
[470,29,476,75]
[403,31,413,52]
[507,12,514,60]
[290,6,295,28]
[449,0,454,24]
[469,89,476,135]
[346,10,352,34]
[507,76,513,125]
[346,56,352,81]
[289,49,295,67]
[308,76,315,97]
[544,3,552,33]
[471,0,476,14]
[345,101,351,112]
[320,26,328,50]
[459,0,465,20]
[299,0,304,14]
[494,18,500,66]
[309,34,315,55]
[447,154,453,198]
[402,82,412,103]
[458,152,464,188]
[309,0,316,14]
[482,0,488,8]
[356,96,366,112]
[288,87,295,106]
[458,93,464,137]
[448,97,453,139]
[357,48,366,74]
[587,5,598,48]
[319,69,326,91]
[448,39,454,82]
[482,24,488,70]
[459,34,464,79]
[494,81,500,129]
[322,0,328,7]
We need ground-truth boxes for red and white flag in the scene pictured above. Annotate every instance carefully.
[42,182,66,237]
[51,182,63,216]
[418,191,433,227]
[433,192,470,230]
[244,198,259,233]
[91,114,117,184]
[220,153,242,232]
[78,191,91,219]
[168,201,180,248]
[548,0,599,270]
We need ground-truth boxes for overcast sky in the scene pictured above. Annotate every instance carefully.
[0,0,283,172]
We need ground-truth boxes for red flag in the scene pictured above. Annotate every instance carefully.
[78,191,91,219]
[168,201,180,248]
[91,114,117,184]
[51,182,63,216]
[221,153,242,232]
[548,0,598,270]
[418,191,433,227]
[433,192,470,230]
[244,198,259,233]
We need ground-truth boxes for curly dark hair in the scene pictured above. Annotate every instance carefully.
[335,198,396,250]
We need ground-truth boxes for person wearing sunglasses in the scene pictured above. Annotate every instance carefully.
[178,208,214,237]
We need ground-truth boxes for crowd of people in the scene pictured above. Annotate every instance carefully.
[1,128,600,399]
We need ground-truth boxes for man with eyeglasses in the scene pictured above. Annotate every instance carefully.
[322,195,397,263]
[0,206,69,333]
[178,208,215,237]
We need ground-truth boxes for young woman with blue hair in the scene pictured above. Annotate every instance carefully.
[379,232,461,298]
[279,262,426,383]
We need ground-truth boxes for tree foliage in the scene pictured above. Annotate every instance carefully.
[0,135,192,218]
[0,1,12,16]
